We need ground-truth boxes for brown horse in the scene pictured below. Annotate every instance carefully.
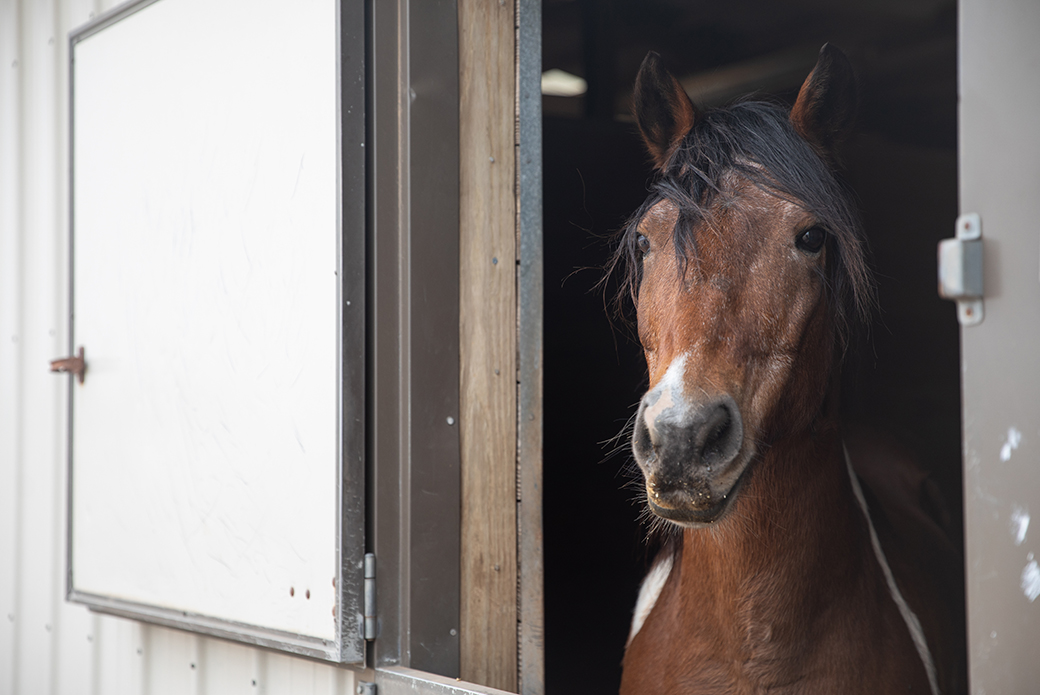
[614,46,965,694]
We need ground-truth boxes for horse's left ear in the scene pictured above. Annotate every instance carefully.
[790,44,858,157]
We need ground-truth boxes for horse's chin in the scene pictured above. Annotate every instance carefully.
[644,454,753,528]
[648,495,735,527]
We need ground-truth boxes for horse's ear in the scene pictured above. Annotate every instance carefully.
[634,51,699,169]
[790,44,858,158]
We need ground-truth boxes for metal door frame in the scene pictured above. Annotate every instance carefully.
[366,0,542,690]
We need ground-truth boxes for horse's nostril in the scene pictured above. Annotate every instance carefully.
[701,408,731,458]
[694,399,742,467]
[633,393,742,474]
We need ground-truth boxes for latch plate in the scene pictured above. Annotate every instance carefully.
[938,212,984,326]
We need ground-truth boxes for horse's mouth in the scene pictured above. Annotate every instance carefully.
[643,456,752,527]
[648,494,733,525]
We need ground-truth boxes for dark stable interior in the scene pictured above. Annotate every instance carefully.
[541,1,961,691]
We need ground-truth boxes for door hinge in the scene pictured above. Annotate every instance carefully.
[938,212,984,326]
[363,552,376,640]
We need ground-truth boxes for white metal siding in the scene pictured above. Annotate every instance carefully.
[0,1,359,692]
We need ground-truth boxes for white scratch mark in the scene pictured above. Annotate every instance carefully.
[1021,556,1040,602]
[1011,506,1030,546]
[291,154,305,199]
[1000,426,1022,462]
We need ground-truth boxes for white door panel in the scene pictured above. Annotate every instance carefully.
[69,0,362,662]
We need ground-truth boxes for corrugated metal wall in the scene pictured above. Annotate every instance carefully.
[0,1,358,692]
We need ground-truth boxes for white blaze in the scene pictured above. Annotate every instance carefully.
[642,353,689,437]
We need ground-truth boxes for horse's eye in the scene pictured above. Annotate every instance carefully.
[637,234,651,254]
[795,226,826,254]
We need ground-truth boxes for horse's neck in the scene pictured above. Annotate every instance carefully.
[624,426,936,694]
[677,426,881,648]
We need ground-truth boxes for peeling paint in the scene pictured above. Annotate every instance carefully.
[1021,553,1040,602]
[1000,426,1022,462]
[1010,506,1030,546]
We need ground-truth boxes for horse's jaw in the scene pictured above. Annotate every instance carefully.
[644,457,753,527]
[640,439,757,526]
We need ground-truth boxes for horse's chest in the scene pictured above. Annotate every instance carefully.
[623,598,929,695]
[622,599,800,695]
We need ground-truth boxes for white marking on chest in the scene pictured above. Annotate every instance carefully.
[627,552,674,646]
[845,444,940,695]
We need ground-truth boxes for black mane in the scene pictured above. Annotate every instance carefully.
[608,99,875,342]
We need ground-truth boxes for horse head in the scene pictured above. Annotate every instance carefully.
[621,45,874,526]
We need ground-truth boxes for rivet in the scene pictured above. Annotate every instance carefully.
[489,156,495,163]
[492,257,498,265]
[494,369,500,375]
[450,628,457,636]
[446,416,455,426]
[494,564,500,572]
[190,663,196,669]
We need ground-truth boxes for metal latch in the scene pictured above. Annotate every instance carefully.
[938,212,984,326]
[50,346,87,384]
[364,553,376,640]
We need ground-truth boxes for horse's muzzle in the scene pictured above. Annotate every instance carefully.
[633,388,746,524]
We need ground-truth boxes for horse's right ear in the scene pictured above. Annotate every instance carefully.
[790,44,858,158]
[634,52,699,170]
